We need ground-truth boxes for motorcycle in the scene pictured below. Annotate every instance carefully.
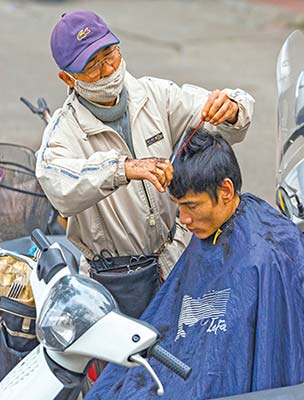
[275,30,304,231]
[0,229,191,399]
[0,97,81,386]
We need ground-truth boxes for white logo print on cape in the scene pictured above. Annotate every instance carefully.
[175,288,231,341]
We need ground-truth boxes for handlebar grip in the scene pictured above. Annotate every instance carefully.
[149,344,192,380]
[37,97,49,112]
[31,229,51,252]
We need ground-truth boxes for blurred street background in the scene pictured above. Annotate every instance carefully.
[1,0,303,204]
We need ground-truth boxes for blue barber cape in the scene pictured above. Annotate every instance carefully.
[85,194,304,400]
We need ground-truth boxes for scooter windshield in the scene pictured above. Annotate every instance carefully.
[277,30,304,224]
[37,275,118,352]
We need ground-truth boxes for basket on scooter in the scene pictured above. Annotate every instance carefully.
[0,143,52,241]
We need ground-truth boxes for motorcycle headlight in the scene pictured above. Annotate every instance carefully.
[36,275,118,351]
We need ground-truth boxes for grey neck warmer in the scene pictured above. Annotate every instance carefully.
[78,86,128,122]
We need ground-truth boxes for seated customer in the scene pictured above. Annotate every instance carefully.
[85,131,304,399]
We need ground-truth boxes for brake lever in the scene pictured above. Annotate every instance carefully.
[129,353,164,396]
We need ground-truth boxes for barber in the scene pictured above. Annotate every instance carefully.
[36,10,255,278]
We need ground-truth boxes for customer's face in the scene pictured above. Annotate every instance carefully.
[172,187,232,239]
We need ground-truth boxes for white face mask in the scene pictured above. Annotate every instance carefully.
[69,58,126,104]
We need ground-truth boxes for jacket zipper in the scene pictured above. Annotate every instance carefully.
[129,96,156,226]
[88,99,156,226]
[141,182,156,226]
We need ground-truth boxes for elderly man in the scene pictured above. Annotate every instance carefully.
[36,10,254,279]
[85,131,304,399]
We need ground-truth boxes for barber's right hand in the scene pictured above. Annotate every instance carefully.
[125,158,173,193]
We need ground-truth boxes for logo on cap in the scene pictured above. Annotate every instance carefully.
[77,27,91,41]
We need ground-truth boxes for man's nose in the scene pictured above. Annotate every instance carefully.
[102,63,116,78]
[179,209,192,225]
[102,55,121,78]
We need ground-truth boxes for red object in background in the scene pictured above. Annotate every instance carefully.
[88,364,98,382]
[255,0,304,13]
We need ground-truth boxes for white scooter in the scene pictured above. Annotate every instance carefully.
[0,229,191,400]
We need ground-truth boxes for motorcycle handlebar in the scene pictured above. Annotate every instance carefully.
[20,96,51,124]
[20,96,37,113]
[149,344,192,380]
[37,97,49,111]
[31,228,51,252]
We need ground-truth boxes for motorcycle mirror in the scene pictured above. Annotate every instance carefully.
[276,186,293,219]
[296,71,304,126]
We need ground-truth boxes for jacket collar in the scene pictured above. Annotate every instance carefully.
[63,71,147,137]
[124,71,147,110]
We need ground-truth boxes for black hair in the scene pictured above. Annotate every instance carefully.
[169,129,242,201]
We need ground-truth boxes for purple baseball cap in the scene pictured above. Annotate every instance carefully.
[50,10,120,73]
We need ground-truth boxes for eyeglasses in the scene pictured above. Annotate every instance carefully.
[80,46,120,80]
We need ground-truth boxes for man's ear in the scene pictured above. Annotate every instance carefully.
[218,178,235,204]
[58,71,75,88]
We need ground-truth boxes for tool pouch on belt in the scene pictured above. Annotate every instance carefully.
[89,252,161,319]
[0,251,38,380]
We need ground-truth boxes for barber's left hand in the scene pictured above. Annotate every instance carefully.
[201,89,239,125]
[124,157,173,193]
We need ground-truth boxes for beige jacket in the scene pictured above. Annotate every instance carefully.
[36,72,254,277]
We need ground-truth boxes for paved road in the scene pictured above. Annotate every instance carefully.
[0,0,301,204]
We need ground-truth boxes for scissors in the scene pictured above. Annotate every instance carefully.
[92,249,114,270]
